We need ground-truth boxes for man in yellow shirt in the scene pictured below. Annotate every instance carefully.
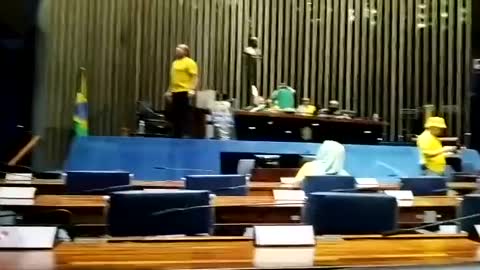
[169,44,198,138]
[416,117,456,175]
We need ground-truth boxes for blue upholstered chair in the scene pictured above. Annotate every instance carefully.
[304,192,398,235]
[400,176,447,196]
[185,175,248,196]
[459,194,480,237]
[107,190,213,236]
[302,176,356,195]
[65,171,134,195]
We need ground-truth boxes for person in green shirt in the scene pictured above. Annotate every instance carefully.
[271,83,295,110]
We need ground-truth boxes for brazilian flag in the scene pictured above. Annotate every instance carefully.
[73,68,89,136]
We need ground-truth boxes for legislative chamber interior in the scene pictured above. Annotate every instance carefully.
[3,0,480,269]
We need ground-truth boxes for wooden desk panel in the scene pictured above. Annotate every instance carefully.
[1,179,475,196]
[250,168,298,182]
[0,237,478,269]
[0,179,402,196]
[0,195,460,236]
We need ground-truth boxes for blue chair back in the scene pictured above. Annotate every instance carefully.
[460,194,480,237]
[66,171,131,195]
[107,190,213,236]
[303,175,356,195]
[400,176,447,196]
[304,192,398,235]
[185,175,247,196]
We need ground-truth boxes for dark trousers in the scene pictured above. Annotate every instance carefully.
[170,91,191,138]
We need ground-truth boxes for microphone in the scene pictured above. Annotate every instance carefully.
[381,212,480,237]
[74,185,143,195]
[430,188,449,195]
[0,212,17,218]
[329,188,359,193]
[150,201,306,217]
[375,161,405,178]
[208,185,248,193]
[155,166,215,173]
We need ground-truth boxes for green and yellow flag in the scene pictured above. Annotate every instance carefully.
[73,68,89,136]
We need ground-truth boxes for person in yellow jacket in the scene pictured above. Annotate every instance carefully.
[168,44,198,138]
[417,117,456,175]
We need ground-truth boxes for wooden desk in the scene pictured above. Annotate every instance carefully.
[251,168,298,182]
[0,195,460,237]
[234,111,386,144]
[0,179,401,195]
[2,179,476,196]
[1,236,478,269]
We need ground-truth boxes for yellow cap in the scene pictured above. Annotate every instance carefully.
[425,117,447,129]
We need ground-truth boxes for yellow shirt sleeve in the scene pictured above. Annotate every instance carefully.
[417,135,442,157]
[187,59,198,76]
[294,162,313,183]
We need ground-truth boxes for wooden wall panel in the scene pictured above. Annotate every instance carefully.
[35,0,472,168]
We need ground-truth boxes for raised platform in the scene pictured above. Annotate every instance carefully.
[65,137,480,181]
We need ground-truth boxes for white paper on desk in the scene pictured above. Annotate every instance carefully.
[273,190,306,202]
[438,225,458,234]
[254,225,315,247]
[474,225,480,236]
[5,173,32,181]
[384,190,414,201]
[0,199,35,206]
[0,187,36,199]
[254,247,315,268]
[397,200,414,207]
[0,226,57,249]
[355,178,379,188]
[355,178,379,187]
[280,177,297,184]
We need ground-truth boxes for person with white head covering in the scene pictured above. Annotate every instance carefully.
[294,140,349,183]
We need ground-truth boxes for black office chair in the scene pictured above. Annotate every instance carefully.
[304,192,398,235]
[400,176,447,196]
[302,175,356,195]
[65,171,136,195]
[107,190,213,237]
[459,194,480,238]
[185,175,248,196]
[136,101,171,136]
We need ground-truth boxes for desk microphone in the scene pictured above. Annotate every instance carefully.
[381,212,480,237]
[155,166,215,173]
[430,188,449,194]
[375,161,405,178]
[329,188,359,193]
[0,212,18,218]
[208,185,248,193]
[74,185,143,195]
[150,201,305,217]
